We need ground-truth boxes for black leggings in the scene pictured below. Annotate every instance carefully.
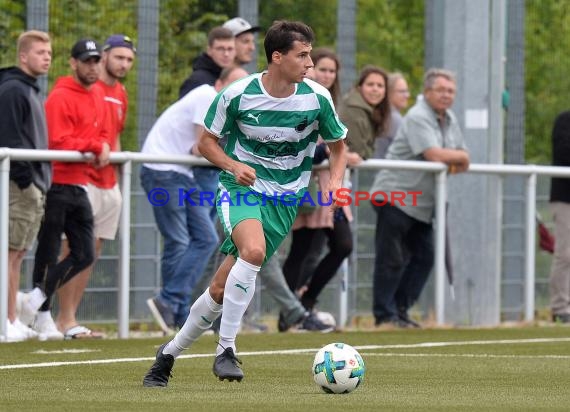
[283,219,353,309]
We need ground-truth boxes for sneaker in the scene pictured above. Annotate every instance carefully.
[296,312,334,333]
[32,312,64,341]
[146,297,175,334]
[143,343,175,387]
[3,319,27,342]
[213,346,243,382]
[277,312,289,332]
[16,291,37,327]
[13,318,39,340]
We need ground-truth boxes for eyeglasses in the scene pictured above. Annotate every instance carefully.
[429,87,455,95]
[395,89,410,95]
[212,47,235,54]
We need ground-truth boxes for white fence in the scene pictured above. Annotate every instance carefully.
[0,148,568,339]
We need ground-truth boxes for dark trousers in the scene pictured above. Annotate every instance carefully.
[283,218,353,309]
[372,204,434,323]
[33,184,95,311]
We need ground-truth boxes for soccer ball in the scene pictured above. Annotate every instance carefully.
[312,342,365,394]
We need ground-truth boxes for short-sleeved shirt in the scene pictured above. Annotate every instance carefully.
[204,73,347,198]
[370,98,467,223]
[142,84,217,179]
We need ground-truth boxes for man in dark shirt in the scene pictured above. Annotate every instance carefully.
[178,27,235,98]
[549,111,570,323]
[0,30,52,342]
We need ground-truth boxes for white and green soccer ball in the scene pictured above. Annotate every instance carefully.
[312,342,365,394]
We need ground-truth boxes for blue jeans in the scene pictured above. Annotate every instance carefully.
[372,204,434,323]
[192,166,220,221]
[140,166,219,327]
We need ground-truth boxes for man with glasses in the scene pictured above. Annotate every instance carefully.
[179,27,235,98]
[369,68,470,329]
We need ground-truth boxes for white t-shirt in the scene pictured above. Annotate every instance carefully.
[142,84,216,178]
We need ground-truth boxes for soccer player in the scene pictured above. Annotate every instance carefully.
[143,20,347,387]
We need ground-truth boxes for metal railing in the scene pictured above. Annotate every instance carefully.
[1,148,569,340]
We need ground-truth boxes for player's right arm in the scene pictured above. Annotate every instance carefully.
[198,130,256,186]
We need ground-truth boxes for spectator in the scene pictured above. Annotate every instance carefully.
[339,65,391,161]
[54,34,136,339]
[0,30,52,342]
[374,72,410,159]
[142,20,347,387]
[223,17,260,66]
[549,111,570,323]
[18,38,111,340]
[369,68,470,328]
[178,27,235,99]
[140,67,250,332]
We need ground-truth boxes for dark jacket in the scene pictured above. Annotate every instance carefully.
[338,88,376,159]
[0,66,51,193]
[178,52,222,99]
[550,110,570,203]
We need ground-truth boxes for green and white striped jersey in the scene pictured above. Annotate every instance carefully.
[204,72,347,197]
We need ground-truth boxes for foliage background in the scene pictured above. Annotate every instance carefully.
[0,0,426,153]
[0,0,565,163]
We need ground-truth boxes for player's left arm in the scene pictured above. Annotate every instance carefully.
[325,139,347,208]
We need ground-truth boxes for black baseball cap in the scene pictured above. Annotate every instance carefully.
[71,38,102,61]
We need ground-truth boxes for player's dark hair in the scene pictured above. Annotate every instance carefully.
[264,20,314,64]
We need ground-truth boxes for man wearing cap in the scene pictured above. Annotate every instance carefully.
[178,26,235,98]
[223,17,260,66]
[54,35,136,339]
[18,38,111,340]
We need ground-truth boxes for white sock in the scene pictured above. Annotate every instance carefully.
[28,287,47,312]
[35,310,52,322]
[163,288,222,359]
[217,258,260,356]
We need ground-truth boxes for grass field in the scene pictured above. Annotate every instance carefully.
[1,326,570,411]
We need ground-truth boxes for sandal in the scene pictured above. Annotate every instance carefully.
[63,325,105,340]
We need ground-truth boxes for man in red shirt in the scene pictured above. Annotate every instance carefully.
[18,38,110,340]
[54,35,135,339]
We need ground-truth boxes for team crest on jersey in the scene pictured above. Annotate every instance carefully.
[295,116,308,132]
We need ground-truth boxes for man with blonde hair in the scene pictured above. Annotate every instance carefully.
[0,30,52,342]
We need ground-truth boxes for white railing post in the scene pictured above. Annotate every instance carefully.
[434,169,448,325]
[0,154,10,341]
[524,172,537,322]
[118,159,132,339]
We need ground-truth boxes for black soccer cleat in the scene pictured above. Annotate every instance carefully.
[213,346,243,382]
[143,343,174,387]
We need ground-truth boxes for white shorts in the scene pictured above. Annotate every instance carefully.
[87,183,122,240]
